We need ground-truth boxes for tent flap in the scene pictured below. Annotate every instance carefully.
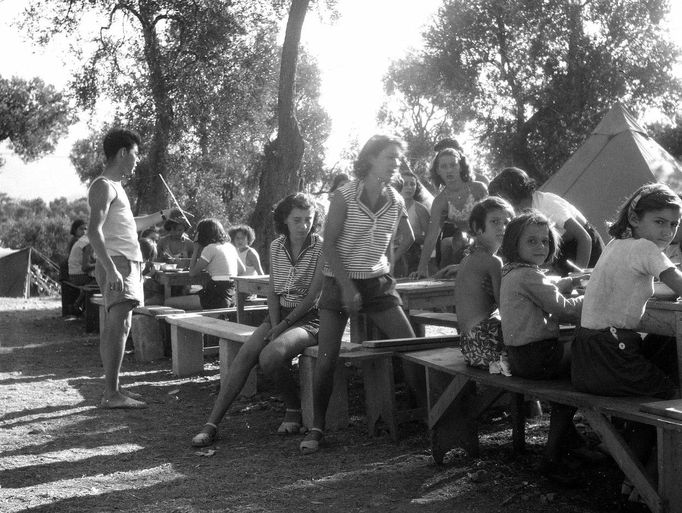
[0,247,32,298]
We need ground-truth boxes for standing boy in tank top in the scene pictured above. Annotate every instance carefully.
[88,129,180,409]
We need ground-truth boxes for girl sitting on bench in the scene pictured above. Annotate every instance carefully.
[571,183,682,501]
[499,211,585,482]
[191,193,324,447]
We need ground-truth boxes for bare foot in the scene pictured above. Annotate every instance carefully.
[100,392,147,409]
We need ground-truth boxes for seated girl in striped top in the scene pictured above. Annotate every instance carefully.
[192,193,324,447]
[299,134,421,454]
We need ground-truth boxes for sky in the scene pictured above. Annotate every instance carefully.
[0,0,680,202]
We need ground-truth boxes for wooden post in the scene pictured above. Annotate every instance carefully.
[171,325,204,376]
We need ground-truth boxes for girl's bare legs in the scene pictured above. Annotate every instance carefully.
[309,309,348,430]
[191,322,270,446]
[368,306,425,407]
[259,327,317,409]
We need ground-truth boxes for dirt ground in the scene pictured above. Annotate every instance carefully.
[0,297,642,513]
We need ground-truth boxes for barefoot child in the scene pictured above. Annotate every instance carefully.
[454,197,514,373]
[571,184,682,500]
[499,211,585,480]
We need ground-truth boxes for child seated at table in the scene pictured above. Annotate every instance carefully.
[228,224,264,276]
[571,184,682,501]
[454,197,514,374]
[139,237,164,305]
[499,211,585,482]
[165,218,244,310]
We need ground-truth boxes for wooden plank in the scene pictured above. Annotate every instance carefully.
[171,325,205,376]
[582,409,662,513]
[657,428,682,513]
[165,315,255,342]
[362,335,459,350]
[428,373,469,428]
[401,347,682,431]
[361,355,398,439]
[641,400,682,421]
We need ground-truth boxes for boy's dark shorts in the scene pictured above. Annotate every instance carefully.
[318,274,402,313]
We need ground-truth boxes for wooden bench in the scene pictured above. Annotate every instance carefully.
[164,316,258,397]
[400,346,682,513]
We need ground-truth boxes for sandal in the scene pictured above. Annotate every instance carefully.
[192,423,218,447]
[277,409,303,435]
[299,428,324,454]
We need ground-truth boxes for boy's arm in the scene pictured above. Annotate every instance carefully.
[88,180,119,288]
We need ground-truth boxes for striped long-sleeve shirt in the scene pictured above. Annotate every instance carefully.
[323,180,407,279]
[270,233,323,308]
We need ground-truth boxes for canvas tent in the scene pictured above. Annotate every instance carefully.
[540,102,682,240]
[0,247,32,298]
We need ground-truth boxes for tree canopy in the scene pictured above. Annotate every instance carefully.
[382,0,682,181]
[0,76,74,165]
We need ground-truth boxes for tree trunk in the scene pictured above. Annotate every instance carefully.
[136,0,173,212]
[250,0,309,270]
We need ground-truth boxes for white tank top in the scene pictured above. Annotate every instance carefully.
[89,177,142,261]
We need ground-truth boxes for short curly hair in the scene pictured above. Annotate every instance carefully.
[353,134,405,179]
[273,193,321,237]
[228,224,256,246]
[488,167,536,206]
[196,218,229,247]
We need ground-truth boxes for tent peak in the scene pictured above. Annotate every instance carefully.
[592,102,647,137]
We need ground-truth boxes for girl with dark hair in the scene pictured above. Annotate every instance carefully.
[412,140,487,276]
[165,218,244,310]
[192,193,324,447]
[499,210,586,481]
[571,184,682,500]
[299,134,421,454]
[393,166,431,277]
[228,224,264,276]
[489,167,604,275]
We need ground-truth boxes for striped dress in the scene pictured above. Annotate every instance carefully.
[270,233,323,308]
[323,180,407,279]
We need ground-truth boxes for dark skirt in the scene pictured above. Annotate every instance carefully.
[554,222,605,276]
[506,338,567,380]
[197,279,235,309]
[571,327,676,398]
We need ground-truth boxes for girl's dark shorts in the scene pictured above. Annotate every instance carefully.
[197,279,235,309]
[264,305,320,338]
[571,327,676,398]
[506,338,566,380]
[318,274,402,314]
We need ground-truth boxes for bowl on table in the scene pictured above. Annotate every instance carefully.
[173,257,192,270]
[161,263,178,271]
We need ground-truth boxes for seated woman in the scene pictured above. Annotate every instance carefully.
[191,193,324,447]
[228,224,264,275]
[489,167,604,275]
[156,218,194,262]
[165,218,244,311]
[393,166,431,277]
[67,225,97,313]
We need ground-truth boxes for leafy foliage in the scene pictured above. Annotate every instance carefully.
[0,76,75,164]
[383,0,682,182]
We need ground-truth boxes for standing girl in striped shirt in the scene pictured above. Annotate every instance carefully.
[300,134,418,454]
[192,193,324,447]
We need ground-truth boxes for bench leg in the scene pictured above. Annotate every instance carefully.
[510,393,526,453]
[658,428,682,513]
[583,410,662,513]
[85,291,99,332]
[299,355,349,431]
[171,325,205,377]
[361,355,398,440]
[131,315,165,362]
[219,339,257,398]
[426,368,479,463]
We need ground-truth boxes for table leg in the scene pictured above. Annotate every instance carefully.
[676,312,682,387]
[236,292,247,324]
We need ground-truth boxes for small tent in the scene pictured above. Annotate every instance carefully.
[0,247,32,298]
[540,102,682,240]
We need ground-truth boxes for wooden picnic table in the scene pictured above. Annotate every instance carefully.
[233,275,270,324]
[639,298,682,381]
[153,269,210,301]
